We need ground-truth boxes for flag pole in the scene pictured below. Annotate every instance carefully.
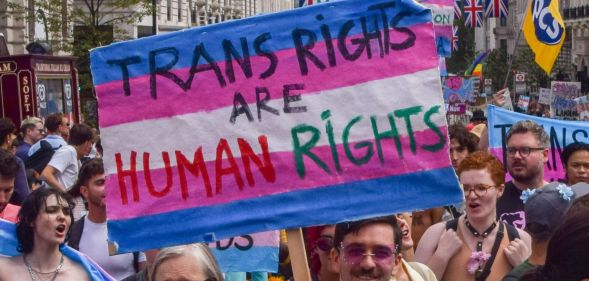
[502,0,531,88]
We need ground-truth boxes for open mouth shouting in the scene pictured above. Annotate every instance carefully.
[56,224,67,237]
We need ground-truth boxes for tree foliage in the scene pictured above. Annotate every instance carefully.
[446,17,475,75]
[8,0,153,127]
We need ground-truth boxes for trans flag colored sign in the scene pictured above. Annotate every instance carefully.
[90,0,462,253]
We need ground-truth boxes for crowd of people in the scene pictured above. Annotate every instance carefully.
[1,106,589,281]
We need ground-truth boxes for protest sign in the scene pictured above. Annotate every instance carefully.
[443,76,474,104]
[538,88,551,105]
[209,230,279,273]
[517,95,530,112]
[419,0,455,57]
[551,81,581,120]
[90,0,462,254]
[575,95,589,121]
[488,105,589,182]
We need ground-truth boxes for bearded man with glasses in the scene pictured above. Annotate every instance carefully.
[497,120,550,229]
[415,151,531,281]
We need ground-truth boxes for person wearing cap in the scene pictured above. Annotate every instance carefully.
[470,110,487,126]
[15,117,44,162]
[561,142,589,186]
[501,182,589,281]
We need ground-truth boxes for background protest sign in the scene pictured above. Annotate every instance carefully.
[488,105,589,182]
[418,0,455,57]
[575,95,589,121]
[209,231,279,273]
[538,88,551,105]
[90,0,462,254]
[551,81,581,120]
[517,95,530,112]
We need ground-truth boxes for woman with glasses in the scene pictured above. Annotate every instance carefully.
[151,243,224,281]
[305,225,339,281]
[415,151,531,281]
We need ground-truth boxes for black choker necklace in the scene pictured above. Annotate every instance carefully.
[465,217,497,251]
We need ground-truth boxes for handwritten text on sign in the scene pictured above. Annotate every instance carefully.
[90,0,462,253]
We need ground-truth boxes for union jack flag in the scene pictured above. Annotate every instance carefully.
[485,0,508,18]
[464,0,484,28]
[455,0,462,19]
[452,25,459,51]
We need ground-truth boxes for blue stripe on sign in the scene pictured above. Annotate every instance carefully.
[211,246,279,273]
[90,0,431,85]
[107,166,462,253]
[0,219,19,256]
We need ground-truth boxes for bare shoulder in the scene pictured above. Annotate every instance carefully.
[0,256,31,281]
[414,221,447,262]
[58,256,91,281]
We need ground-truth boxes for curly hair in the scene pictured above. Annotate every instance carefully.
[448,124,477,153]
[16,188,74,253]
[0,118,16,145]
[68,158,103,198]
[457,151,505,186]
[0,149,19,179]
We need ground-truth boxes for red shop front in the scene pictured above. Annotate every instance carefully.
[0,54,80,126]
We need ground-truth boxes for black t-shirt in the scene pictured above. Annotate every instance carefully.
[496,181,526,229]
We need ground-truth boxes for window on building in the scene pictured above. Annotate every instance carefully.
[167,0,172,21]
[500,39,507,52]
[178,0,182,22]
[500,16,506,26]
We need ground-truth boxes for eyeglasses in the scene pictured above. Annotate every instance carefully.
[506,146,545,157]
[316,236,334,252]
[462,184,496,197]
[340,243,396,265]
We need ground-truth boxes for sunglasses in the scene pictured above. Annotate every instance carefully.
[340,244,396,265]
[316,236,334,252]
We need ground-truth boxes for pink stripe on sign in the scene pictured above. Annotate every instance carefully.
[96,23,437,128]
[106,127,450,220]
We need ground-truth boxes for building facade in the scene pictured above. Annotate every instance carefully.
[1,0,295,54]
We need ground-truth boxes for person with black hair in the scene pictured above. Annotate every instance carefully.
[330,216,402,281]
[0,188,90,280]
[0,149,20,222]
[561,142,589,186]
[0,118,30,205]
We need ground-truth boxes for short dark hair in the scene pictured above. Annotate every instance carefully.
[0,149,19,179]
[506,120,549,148]
[69,158,104,198]
[0,118,16,144]
[68,124,95,146]
[334,216,402,254]
[561,142,589,168]
[448,124,477,153]
[16,188,74,253]
[44,113,65,133]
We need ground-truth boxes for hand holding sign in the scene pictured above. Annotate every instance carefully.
[493,88,507,107]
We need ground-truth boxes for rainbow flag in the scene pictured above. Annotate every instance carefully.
[90,0,462,254]
[464,50,489,76]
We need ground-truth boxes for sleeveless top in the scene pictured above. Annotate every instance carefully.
[441,223,513,281]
